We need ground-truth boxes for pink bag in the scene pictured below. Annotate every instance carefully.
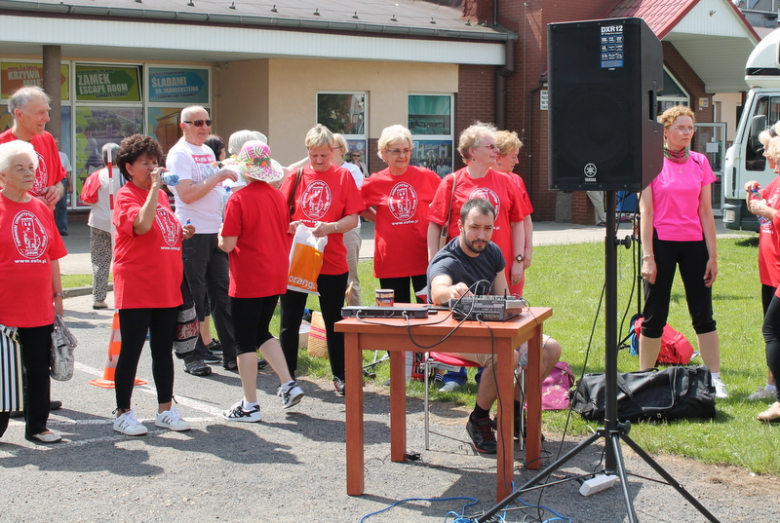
[541,361,575,411]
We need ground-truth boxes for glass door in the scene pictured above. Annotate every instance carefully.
[692,122,727,215]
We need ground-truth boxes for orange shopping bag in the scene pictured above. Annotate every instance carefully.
[288,224,328,295]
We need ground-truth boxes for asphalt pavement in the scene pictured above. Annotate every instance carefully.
[0,215,764,523]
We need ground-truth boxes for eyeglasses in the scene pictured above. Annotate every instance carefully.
[478,143,498,150]
[386,149,412,156]
[183,119,212,127]
[671,126,694,133]
[770,127,778,138]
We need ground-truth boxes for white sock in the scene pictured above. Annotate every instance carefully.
[711,372,720,381]
[242,401,259,411]
[767,384,777,392]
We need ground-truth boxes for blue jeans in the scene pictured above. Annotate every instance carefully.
[54,180,69,234]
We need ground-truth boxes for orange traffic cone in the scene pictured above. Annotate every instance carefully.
[89,312,147,389]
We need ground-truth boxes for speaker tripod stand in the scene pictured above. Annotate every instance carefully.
[477,192,719,523]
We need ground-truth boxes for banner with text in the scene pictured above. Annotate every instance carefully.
[148,67,209,104]
[1,62,69,100]
[75,65,140,102]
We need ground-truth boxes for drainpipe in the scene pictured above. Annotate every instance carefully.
[527,73,547,204]
[496,39,515,130]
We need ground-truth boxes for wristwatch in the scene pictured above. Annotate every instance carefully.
[514,254,524,263]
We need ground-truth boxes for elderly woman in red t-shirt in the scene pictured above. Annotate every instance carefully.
[111,134,196,436]
[0,140,66,444]
[360,125,441,303]
[279,124,365,395]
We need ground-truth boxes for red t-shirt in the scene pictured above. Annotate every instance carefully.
[0,195,67,327]
[511,173,533,217]
[428,167,529,292]
[222,181,290,298]
[280,165,365,275]
[759,176,780,287]
[0,130,66,197]
[112,183,184,309]
[360,166,441,279]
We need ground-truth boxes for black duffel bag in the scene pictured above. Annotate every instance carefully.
[570,365,716,422]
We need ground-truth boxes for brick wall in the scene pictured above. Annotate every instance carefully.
[662,41,713,123]
[455,64,497,171]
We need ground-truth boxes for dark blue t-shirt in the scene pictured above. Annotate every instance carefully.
[427,237,506,303]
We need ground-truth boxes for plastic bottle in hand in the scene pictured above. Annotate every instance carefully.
[222,186,232,211]
[751,187,770,226]
[160,172,179,186]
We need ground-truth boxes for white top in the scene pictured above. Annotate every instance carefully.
[87,167,122,232]
[167,137,222,233]
[341,161,364,229]
[58,152,72,173]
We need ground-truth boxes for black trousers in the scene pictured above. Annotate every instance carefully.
[116,307,178,410]
[379,274,428,304]
[279,272,348,380]
[231,296,279,356]
[641,236,716,339]
[182,234,237,362]
[0,324,54,438]
[762,295,780,402]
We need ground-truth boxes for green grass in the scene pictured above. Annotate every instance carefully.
[64,238,780,474]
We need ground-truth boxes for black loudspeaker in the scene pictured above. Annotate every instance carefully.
[548,18,664,192]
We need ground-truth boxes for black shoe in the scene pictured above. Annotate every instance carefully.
[467,417,498,454]
[205,339,222,355]
[333,376,346,395]
[203,351,222,363]
[257,358,268,370]
[59,231,68,236]
[222,359,238,372]
[184,360,212,376]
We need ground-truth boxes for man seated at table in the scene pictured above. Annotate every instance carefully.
[427,198,561,454]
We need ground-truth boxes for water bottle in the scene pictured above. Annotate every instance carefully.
[160,172,179,186]
[751,187,770,226]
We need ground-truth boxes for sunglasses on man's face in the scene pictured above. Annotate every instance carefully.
[183,119,212,127]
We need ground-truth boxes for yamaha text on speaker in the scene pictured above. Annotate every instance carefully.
[548,18,663,192]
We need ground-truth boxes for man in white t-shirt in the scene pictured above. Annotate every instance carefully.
[168,106,238,377]
[333,133,364,306]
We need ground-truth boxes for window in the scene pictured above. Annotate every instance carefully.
[745,95,780,171]
[317,92,367,158]
[408,94,454,176]
[657,68,689,115]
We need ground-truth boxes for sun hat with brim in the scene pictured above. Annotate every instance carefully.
[228,140,279,182]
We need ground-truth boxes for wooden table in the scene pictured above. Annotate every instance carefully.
[336,306,553,502]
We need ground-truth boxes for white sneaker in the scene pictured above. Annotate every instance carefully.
[712,377,728,399]
[439,381,461,393]
[278,382,305,409]
[748,386,776,401]
[113,409,148,436]
[222,400,262,422]
[155,408,191,431]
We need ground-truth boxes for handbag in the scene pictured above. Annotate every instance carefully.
[51,314,77,381]
[173,273,199,359]
[0,324,24,411]
[288,224,328,295]
[438,172,457,250]
[570,365,716,422]
[81,170,101,204]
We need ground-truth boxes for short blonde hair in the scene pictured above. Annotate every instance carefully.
[377,125,413,161]
[766,136,780,162]
[332,133,349,152]
[458,121,497,161]
[495,130,523,156]
[305,124,334,149]
[0,139,38,174]
[659,105,695,128]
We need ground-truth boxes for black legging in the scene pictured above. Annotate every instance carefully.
[379,275,428,304]
[763,295,780,402]
[116,307,178,410]
[0,324,53,439]
[279,272,348,380]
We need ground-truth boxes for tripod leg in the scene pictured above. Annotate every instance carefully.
[476,431,603,523]
[621,434,721,523]
[609,432,639,523]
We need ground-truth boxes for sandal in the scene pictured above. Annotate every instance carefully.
[28,431,63,443]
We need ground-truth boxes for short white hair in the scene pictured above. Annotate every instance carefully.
[0,140,38,173]
[181,105,207,122]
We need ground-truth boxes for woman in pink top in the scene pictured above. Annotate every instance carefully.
[638,105,726,398]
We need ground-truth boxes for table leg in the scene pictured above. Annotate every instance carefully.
[389,350,407,462]
[526,324,543,470]
[496,338,514,502]
[345,332,365,495]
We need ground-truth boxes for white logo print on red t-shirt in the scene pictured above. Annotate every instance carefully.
[31,151,48,196]
[469,187,501,220]
[155,207,181,248]
[12,210,48,259]
[388,182,418,222]
[301,180,332,220]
